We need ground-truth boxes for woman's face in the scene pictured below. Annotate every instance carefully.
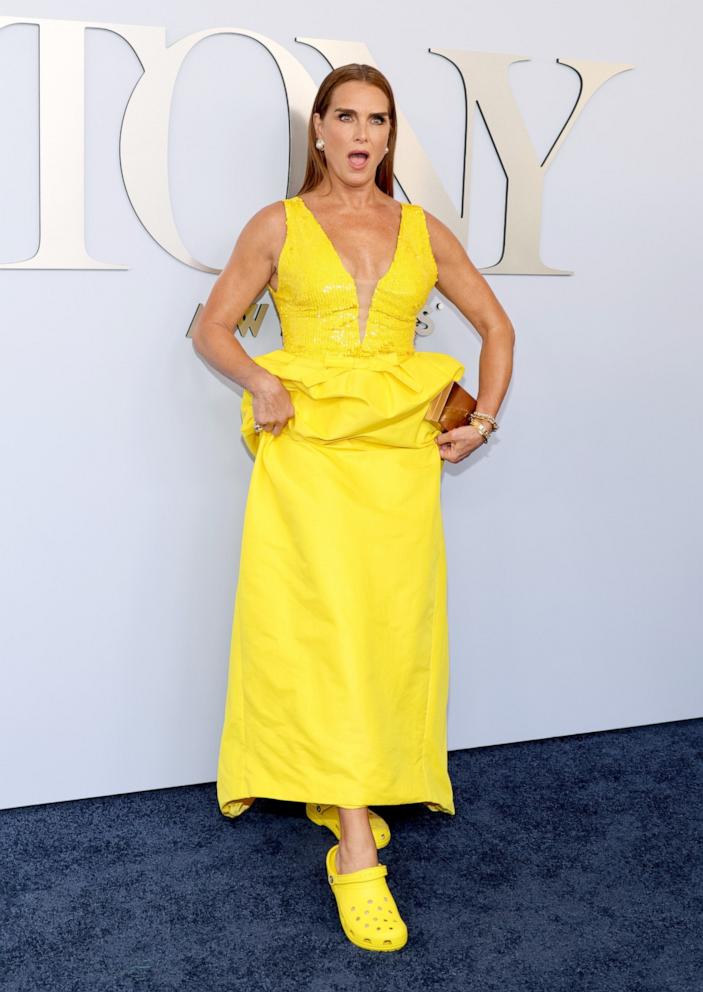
[313,80,391,184]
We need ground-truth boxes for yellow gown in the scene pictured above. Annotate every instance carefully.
[216,195,465,819]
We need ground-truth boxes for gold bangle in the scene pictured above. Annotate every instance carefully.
[469,421,490,444]
[471,411,499,430]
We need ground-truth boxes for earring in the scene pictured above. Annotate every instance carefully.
[315,137,325,151]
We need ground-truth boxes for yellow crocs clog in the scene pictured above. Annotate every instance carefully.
[325,843,408,952]
[306,803,391,848]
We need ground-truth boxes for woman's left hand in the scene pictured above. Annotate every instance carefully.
[435,424,487,463]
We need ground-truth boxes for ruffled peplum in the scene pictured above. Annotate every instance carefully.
[239,348,466,457]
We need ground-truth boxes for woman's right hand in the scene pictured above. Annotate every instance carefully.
[250,371,295,436]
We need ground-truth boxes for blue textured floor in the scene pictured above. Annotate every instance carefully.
[2,718,701,991]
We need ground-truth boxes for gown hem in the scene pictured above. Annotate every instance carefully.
[218,794,455,819]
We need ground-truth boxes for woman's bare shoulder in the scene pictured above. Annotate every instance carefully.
[241,199,286,241]
[418,206,455,244]
[235,200,287,263]
[418,206,466,265]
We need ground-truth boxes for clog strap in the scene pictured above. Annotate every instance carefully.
[329,862,388,885]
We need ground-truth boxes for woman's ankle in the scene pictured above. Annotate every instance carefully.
[336,841,379,872]
[338,808,374,843]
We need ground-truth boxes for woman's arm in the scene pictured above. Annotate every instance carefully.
[424,210,515,419]
[193,202,294,435]
[193,202,282,390]
[424,210,515,462]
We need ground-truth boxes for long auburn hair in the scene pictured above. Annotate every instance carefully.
[295,64,397,198]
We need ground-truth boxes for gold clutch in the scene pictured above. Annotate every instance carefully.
[424,381,477,432]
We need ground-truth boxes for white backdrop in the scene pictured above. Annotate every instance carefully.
[1,1,701,811]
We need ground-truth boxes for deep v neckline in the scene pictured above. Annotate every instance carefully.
[295,195,406,345]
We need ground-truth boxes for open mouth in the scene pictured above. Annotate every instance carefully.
[348,151,370,166]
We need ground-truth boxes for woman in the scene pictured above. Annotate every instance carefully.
[193,63,514,952]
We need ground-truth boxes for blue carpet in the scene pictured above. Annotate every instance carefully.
[2,718,701,991]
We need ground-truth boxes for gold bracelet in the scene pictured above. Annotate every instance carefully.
[469,421,490,444]
[468,413,496,443]
[470,411,499,430]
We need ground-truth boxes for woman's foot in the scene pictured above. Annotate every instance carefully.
[336,806,379,873]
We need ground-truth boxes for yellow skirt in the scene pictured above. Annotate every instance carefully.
[216,348,465,818]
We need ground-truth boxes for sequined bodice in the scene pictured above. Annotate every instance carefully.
[266,196,438,358]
